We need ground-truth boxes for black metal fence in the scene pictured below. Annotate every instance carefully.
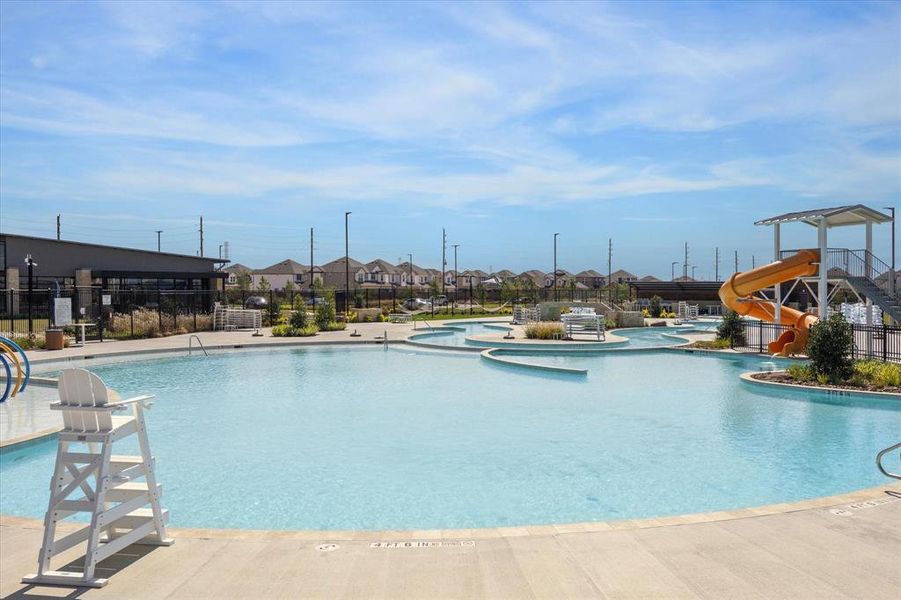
[733,320,901,363]
[1,284,641,341]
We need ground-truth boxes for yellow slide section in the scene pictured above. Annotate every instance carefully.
[718,249,820,356]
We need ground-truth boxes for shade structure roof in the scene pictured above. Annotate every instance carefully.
[754,204,893,228]
[628,280,723,302]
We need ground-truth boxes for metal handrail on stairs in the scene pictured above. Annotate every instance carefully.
[188,335,208,357]
[877,442,901,480]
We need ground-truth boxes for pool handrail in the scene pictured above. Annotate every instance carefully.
[876,442,901,480]
[188,334,209,357]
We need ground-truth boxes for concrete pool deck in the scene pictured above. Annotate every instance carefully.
[4,322,899,598]
[1,484,899,599]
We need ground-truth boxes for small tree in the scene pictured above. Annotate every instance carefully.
[315,289,337,329]
[236,271,251,291]
[429,278,441,298]
[717,310,746,346]
[807,314,855,382]
[649,295,663,318]
[256,276,271,293]
[284,280,294,294]
[289,302,309,329]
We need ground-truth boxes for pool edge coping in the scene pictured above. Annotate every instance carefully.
[739,371,901,399]
[2,483,898,541]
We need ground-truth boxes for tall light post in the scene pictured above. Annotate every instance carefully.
[553,233,559,302]
[156,230,163,252]
[691,265,697,280]
[453,244,459,315]
[344,211,351,320]
[408,253,414,302]
[25,254,37,336]
[885,206,896,296]
[671,261,678,281]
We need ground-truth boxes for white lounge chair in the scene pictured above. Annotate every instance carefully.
[23,369,172,588]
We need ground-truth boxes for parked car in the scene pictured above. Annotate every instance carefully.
[402,298,430,310]
[431,295,448,306]
[244,295,268,309]
[306,297,326,306]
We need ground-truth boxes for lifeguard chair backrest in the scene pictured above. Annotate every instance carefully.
[57,368,114,433]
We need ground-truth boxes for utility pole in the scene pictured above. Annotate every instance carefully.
[453,244,459,315]
[56,214,61,240]
[608,238,613,304]
[345,211,351,320]
[683,242,689,279]
[25,254,36,336]
[309,227,315,305]
[715,247,720,281]
[752,255,756,269]
[671,261,678,281]
[442,228,447,296]
[692,266,697,280]
[199,216,204,256]
[734,250,739,273]
[408,253,413,301]
[553,233,560,302]
[156,230,163,252]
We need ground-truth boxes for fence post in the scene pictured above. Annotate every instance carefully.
[158,290,162,333]
[758,320,763,353]
[884,324,888,362]
[192,292,197,331]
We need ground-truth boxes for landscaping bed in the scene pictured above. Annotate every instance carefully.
[750,370,901,395]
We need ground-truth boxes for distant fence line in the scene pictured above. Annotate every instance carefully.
[0,285,636,340]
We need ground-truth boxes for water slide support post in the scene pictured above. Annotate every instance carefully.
[773,223,781,325]
[818,218,828,317]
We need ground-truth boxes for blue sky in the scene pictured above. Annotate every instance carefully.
[0,0,898,278]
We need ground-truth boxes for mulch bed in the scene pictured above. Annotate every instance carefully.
[751,371,901,395]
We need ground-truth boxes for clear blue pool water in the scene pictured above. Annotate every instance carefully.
[2,347,898,531]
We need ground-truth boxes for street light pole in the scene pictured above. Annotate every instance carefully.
[408,253,413,302]
[692,265,697,280]
[25,254,36,336]
[671,261,678,281]
[345,211,351,320]
[553,233,559,302]
[156,230,163,252]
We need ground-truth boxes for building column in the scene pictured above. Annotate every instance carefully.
[5,267,20,314]
[865,221,873,341]
[818,218,828,318]
[774,223,781,324]
[75,269,93,320]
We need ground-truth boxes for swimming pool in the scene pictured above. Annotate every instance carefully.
[2,346,897,531]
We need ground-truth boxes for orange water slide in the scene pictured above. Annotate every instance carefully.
[718,249,820,356]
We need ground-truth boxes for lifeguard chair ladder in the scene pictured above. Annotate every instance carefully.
[23,369,173,588]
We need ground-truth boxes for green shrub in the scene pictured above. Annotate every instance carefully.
[786,363,813,382]
[289,309,309,330]
[853,359,901,388]
[321,321,346,331]
[315,290,337,329]
[689,338,731,350]
[806,314,854,383]
[271,323,319,337]
[649,295,663,318]
[524,322,564,339]
[716,310,746,346]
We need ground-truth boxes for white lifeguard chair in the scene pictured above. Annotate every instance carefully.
[23,369,172,588]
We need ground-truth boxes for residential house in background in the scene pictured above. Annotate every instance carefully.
[610,269,638,284]
[252,259,322,290]
[319,256,366,289]
[514,270,545,289]
[223,263,252,288]
[493,269,515,282]
[574,269,606,288]
[396,261,430,287]
[363,259,402,286]
[639,275,662,282]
